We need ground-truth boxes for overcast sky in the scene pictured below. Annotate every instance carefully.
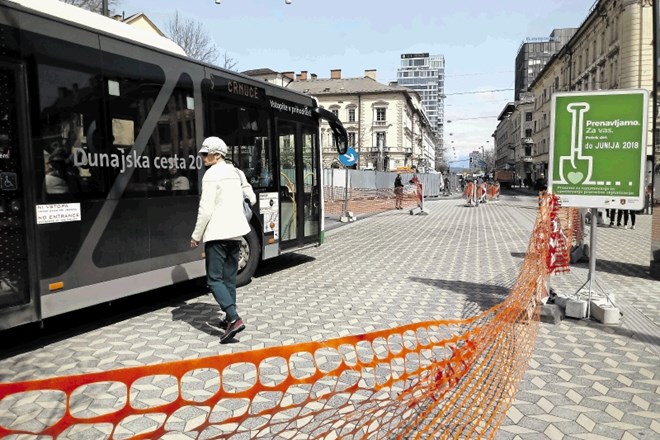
[123,0,596,166]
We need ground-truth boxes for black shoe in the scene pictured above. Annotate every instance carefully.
[221,318,245,344]
[206,318,229,332]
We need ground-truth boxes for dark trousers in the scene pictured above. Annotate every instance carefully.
[616,210,636,226]
[205,240,240,321]
[607,209,617,224]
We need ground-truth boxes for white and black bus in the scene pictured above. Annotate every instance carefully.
[0,0,347,331]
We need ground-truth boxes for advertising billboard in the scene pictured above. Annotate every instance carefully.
[548,89,648,209]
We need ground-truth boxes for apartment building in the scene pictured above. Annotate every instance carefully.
[514,29,576,101]
[494,103,515,172]
[279,69,436,171]
[396,53,446,169]
[527,0,653,183]
[493,94,536,185]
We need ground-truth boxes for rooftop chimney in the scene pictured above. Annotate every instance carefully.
[311,73,318,79]
[365,69,377,80]
[330,69,342,80]
[300,70,308,80]
[296,73,302,81]
[282,71,294,80]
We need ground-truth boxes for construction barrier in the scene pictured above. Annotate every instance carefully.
[0,195,575,440]
[463,182,500,205]
[324,186,418,218]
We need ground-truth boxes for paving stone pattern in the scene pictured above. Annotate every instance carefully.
[0,193,658,439]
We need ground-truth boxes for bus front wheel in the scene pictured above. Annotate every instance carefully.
[237,225,260,287]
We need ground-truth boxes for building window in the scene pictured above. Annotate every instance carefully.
[348,132,356,147]
[376,132,386,147]
[525,128,532,138]
[376,108,386,122]
[348,108,355,123]
[525,112,532,121]
[331,109,339,118]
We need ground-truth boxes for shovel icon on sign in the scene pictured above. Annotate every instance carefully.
[557,102,594,185]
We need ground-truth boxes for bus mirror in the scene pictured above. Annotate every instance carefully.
[327,121,347,155]
[334,130,347,155]
[313,107,348,155]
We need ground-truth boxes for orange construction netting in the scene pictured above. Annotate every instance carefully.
[463,182,500,204]
[0,194,575,440]
[324,186,418,217]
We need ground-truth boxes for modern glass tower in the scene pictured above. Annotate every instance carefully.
[397,53,445,168]
[514,28,576,100]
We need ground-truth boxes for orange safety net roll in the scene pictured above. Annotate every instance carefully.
[0,194,573,440]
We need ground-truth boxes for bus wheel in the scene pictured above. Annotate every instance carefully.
[237,225,260,287]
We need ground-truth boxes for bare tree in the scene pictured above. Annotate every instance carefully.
[483,149,496,176]
[221,51,238,71]
[165,11,219,64]
[61,0,120,15]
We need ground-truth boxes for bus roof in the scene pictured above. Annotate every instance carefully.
[8,0,187,57]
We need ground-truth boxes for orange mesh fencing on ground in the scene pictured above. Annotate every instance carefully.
[324,186,418,217]
[0,195,575,440]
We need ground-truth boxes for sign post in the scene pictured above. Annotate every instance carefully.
[548,89,648,318]
[339,147,357,222]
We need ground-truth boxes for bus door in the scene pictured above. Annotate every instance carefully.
[0,61,37,327]
[277,120,321,249]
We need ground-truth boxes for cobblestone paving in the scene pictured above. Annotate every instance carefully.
[0,192,658,439]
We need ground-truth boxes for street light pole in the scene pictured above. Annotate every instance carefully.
[101,0,108,16]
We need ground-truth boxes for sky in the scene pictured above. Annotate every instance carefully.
[121,0,596,167]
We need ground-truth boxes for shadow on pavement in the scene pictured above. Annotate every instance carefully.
[0,281,206,359]
[572,259,652,279]
[253,253,316,279]
[408,277,511,317]
[170,301,223,337]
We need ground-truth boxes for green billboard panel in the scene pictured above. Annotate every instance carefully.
[548,89,648,210]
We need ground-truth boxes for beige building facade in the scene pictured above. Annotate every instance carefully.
[282,70,437,171]
[528,0,654,182]
[493,95,535,185]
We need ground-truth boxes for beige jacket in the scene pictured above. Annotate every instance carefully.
[191,161,250,242]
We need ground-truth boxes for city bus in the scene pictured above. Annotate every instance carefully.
[0,0,347,331]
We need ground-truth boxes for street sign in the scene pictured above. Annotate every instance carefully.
[548,89,648,209]
[339,147,357,167]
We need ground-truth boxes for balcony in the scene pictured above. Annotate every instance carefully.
[522,156,533,162]
[522,137,534,144]
[367,146,407,154]
[373,120,387,126]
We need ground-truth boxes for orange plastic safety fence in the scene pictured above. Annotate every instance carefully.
[0,194,568,440]
[462,182,500,203]
[324,186,417,217]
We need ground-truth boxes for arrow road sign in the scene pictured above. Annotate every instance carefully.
[339,147,357,167]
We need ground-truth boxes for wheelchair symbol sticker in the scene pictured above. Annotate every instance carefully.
[0,173,17,191]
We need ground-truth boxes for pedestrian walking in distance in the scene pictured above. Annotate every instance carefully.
[191,136,249,344]
[394,173,404,209]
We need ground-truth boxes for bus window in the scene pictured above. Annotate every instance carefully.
[151,75,197,195]
[302,126,320,237]
[202,93,272,190]
[278,121,297,242]
[35,63,105,199]
[103,55,163,196]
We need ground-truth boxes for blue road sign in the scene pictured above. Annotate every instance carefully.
[339,147,357,167]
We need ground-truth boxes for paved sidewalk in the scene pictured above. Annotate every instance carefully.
[0,193,658,439]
